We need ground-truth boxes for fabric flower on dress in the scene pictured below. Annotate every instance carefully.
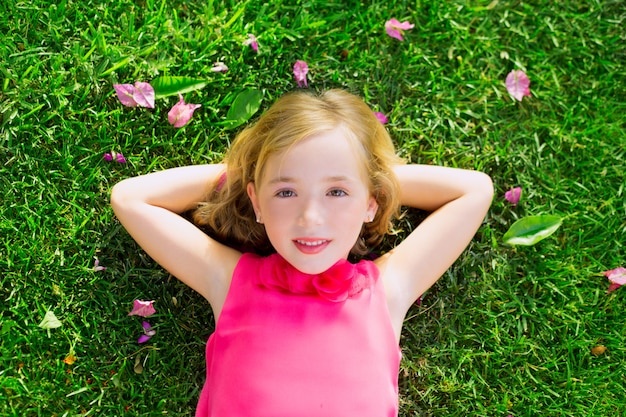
[128,300,156,317]
[243,34,259,53]
[385,18,414,41]
[293,60,309,88]
[505,70,531,101]
[311,261,356,303]
[113,82,155,108]
[168,94,201,128]
[256,254,376,302]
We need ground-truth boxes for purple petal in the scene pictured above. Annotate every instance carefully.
[505,70,531,101]
[113,84,139,107]
[93,257,107,272]
[504,187,522,205]
[128,300,156,317]
[103,153,113,161]
[293,60,309,88]
[115,153,127,163]
[373,111,388,124]
[138,334,151,344]
[167,94,201,128]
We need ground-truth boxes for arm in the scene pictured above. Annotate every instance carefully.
[110,164,241,310]
[378,164,493,321]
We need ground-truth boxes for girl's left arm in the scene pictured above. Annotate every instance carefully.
[379,164,493,320]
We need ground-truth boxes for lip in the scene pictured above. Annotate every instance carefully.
[293,238,330,255]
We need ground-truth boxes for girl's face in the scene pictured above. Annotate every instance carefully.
[247,127,378,274]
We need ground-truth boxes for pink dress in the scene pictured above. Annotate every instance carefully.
[196,253,401,417]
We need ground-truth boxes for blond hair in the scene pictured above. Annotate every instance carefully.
[193,89,404,255]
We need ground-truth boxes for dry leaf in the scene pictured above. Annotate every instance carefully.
[133,356,144,374]
[64,353,77,365]
[591,345,607,356]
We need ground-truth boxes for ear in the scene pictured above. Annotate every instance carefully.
[365,196,379,222]
[247,182,262,221]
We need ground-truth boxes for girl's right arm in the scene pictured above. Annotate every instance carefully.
[110,164,241,312]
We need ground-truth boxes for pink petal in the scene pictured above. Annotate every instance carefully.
[604,267,626,286]
[504,187,522,206]
[243,34,259,53]
[132,82,155,108]
[115,153,127,163]
[93,257,107,272]
[505,70,531,101]
[385,18,414,41]
[128,300,156,317]
[103,153,113,161]
[167,94,201,128]
[113,84,139,107]
[210,62,229,72]
[138,334,152,344]
[293,60,309,88]
[373,111,388,124]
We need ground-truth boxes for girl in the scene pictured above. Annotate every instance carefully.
[111,89,493,416]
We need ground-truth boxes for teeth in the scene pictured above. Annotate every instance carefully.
[296,240,326,246]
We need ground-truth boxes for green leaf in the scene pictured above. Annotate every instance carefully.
[503,215,563,246]
[151,76,208,99]
[38,311,62,329]
[223,89,263,130]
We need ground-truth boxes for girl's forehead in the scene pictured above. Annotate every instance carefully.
[261,128,369,183]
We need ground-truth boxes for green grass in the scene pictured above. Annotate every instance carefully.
[1,0,624,415]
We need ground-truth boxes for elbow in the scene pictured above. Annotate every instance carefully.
[475,172,494,209]
[110,178,135,213]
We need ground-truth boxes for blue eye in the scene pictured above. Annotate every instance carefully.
[276,190,296,198]
[328,189,347,197]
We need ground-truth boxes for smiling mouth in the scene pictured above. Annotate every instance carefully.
[295,239,328,246]
[293,239,330,254]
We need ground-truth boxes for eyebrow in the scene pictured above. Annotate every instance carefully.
[267,175,354,184]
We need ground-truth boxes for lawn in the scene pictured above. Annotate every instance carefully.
[1,0,625,416]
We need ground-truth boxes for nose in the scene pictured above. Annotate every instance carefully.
[297,196,324,228]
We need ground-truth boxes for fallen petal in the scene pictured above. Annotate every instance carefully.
[138,321,156,344]
[505,70,531,101]
[103,153,113,161]
[385,18,414,41]
[113,84,139,107]
[132,82,155,108]
[211,62,229,72]
[243,34,259,53]
[604,267,626,292]
[115,153,127,163]
[373,111,388,124]
[293,60,309,88]
[128,300,156,317]
[168,94,201,128]
[93,257,107,271]
[505,187,522,205]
